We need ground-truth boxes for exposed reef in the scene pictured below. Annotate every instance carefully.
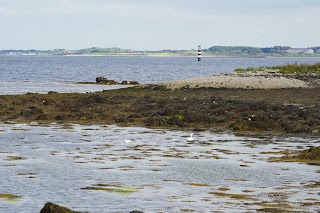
[0,86,319,134]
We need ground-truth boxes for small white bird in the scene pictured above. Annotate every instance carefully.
[125,139,133,143]
[187,133,194,142]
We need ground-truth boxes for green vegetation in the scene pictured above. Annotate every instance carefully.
[273,63,320,75]
[234,63,320,75]
[73,47,133,54]
[207,46,262,55]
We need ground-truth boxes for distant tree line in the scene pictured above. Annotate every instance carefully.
[0,49,47,54]
[1,46,320,55]
[205,46,320,54]
[73,47,133,54]
[0,47,133,55]
[206,46,262,54]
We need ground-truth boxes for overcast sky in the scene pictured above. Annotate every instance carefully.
[1,0,319,50]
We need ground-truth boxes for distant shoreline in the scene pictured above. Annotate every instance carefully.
[1,53,320,59]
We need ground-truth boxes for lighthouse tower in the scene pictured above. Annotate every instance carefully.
[198,45,202,62]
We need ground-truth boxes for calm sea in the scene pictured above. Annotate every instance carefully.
[0,55,320,94]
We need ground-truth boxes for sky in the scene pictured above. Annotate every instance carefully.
[1,0,320,50]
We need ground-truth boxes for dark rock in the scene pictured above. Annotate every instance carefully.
[96,77,139,85]
[40,202,80,213]
[96,77,108,83]
[96,77,118,85]
[48,91,58,94]
[39,202,143,213]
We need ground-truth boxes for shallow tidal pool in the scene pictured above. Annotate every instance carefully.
[0,123,319,213]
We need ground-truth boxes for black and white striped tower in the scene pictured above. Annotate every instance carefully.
[198,45,202,62]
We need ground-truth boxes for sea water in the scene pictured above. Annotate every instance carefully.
[0,123,319,212]
[1,55,320,94]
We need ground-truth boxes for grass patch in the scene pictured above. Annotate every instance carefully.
[234,62,320,75]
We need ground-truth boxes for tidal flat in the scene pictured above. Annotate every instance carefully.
[0,123,319,212]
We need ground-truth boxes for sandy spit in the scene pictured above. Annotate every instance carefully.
[160,74,313,90]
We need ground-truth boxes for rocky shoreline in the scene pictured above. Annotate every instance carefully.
[0,84,319,134]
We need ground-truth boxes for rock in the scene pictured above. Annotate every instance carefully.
[312,129,319,134]
[40,202,80,213]
[96,77,118,85]
[96,77,139,85]
[40,202,143,213]
[96,77,108,83]
[121,80,139,85]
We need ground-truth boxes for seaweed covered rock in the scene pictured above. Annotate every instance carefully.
[296,146,320,161]
[269,146,320,166]
[40,202,80,213]
[96,77,139,85]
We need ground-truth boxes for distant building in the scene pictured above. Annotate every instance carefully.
[287,48,314,54]
[316,49,320,54]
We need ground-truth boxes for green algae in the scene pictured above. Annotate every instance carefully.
[0,194,22,202]
[217,187,230,191]
[6,156,27,161]
[258,202,297,211]
[209,192,253,200]
[81,184,138,195]
[186,183,211,187]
